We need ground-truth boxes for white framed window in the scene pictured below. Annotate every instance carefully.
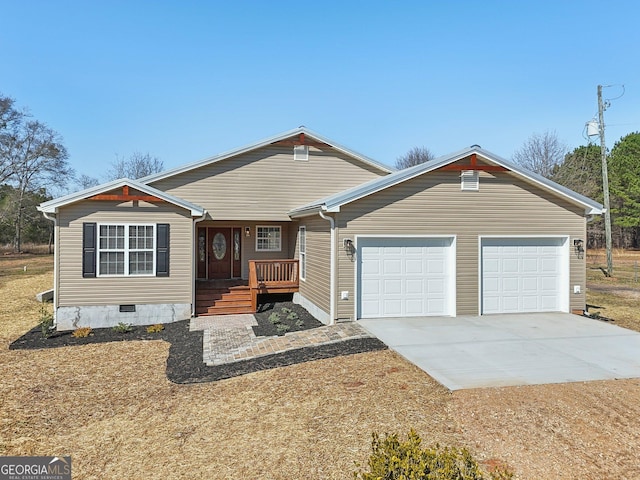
[461,170,479,191]
[293,145,309,161]
[299,226,306,281]
[256,226,281,252]
[98,224,155,276]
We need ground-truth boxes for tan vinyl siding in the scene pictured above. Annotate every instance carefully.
[336,167,588,318]
[149,145,387,221]
[296,216,331,315]
[57,201,193,306]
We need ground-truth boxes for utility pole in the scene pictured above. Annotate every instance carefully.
[598,84,614,276]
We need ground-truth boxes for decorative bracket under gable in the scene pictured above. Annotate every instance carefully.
[272,133,329,148]
[438,153,509,172]
[88,185,165,202]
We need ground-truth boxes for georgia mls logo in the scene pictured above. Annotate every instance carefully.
[0,456,71,480]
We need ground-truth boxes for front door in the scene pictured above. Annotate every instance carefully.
[208,228,232,279]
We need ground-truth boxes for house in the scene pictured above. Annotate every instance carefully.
[38,128,603,330]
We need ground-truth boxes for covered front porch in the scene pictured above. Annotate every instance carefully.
[196,259,299,316]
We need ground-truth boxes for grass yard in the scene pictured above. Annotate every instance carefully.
[2,251,640,479]
[586,248,640,331]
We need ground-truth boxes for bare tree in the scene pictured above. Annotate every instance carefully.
[395,146,435,170]
[6,120,72,251]
[512,130,567,178]
[0,94,26,183]
[106,151,164,180]
[75,173,100,190]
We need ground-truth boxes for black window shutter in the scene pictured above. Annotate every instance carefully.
[82,222,97,278]
[156,223,170,277]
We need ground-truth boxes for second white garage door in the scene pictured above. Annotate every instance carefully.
[481,237,568,314]
[358,237,455,318]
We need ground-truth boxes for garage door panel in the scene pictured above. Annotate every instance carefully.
[406,299,425,315]
[521,277,538,292]
[383,279,401,295]
[522,258,538,272]
[427,259,445,274]
[359,237,454,318]
[406,279,424,294]
[383,259,401,274]
[482,238,567,314]
[382,299,402,316]
[406,260,423,274]
[541,258,559,272]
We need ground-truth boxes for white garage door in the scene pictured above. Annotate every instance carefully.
[358,237,455,318]
[481,237,568,314]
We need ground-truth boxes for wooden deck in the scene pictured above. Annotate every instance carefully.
[196,260,299,316]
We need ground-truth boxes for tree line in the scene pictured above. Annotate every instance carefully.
[0,94,163,252]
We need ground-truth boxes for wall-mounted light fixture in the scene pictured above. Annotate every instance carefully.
[343,238,355,259]
[574,239,584,259]
[245,226,251,237]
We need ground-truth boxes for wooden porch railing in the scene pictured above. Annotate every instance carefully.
[248,259,299,311]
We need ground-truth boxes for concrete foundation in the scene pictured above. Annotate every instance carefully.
[293,292,329,325]
[55,303,192,331]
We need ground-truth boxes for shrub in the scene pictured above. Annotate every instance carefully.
[146,324,164,333]
[112,322,133,333]
[39,306,54,338]
[281,307,292,314]
[72,327,93,338]
[286,312,299,321]
[354,429,513,480]
[276,323,290,334]
[294,318,305,327]
[268,312,282,324]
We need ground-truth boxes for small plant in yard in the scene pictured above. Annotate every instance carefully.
[72,327,93,338]
[286,311,299,321]
[281,307,292,314]
[276,323,290,334]
[354,429,513,480]
[39,306,54,338]
[268,312,282,324]
[295,319,305,327]
[146,324,165,333]
[112,322,134,333]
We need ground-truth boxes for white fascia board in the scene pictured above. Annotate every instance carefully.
[141,127,394,185]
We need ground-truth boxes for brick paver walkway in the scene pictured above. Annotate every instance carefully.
[190,314,374,366]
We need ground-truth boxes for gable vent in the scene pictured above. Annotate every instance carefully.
[293,145,309,161]
[461,170,479,191]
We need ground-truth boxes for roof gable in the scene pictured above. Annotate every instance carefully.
[140,127,395,185]
[37,178,205,216]
[289,146,604,217]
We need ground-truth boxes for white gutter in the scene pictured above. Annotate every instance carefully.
[191,211,208,317]
[318,210,336,324]
[41,211,58,324]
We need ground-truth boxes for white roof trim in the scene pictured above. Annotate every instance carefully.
[37,178,206,216]
[140,127,395,184]
[288,146,604,217]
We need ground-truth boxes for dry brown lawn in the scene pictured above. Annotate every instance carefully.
[2,252,640,479]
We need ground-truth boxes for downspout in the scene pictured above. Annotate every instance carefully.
[192,211,208,317]
[318,209,336,325]
[41,211,57,324]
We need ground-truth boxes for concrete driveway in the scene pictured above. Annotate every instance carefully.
[358,313,640,390]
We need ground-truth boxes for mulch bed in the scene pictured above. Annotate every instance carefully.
[253,298,324,336]
[9,300,387,384]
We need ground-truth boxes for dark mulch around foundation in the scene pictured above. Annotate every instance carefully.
[9,302,387,384]
[253,299,323,337]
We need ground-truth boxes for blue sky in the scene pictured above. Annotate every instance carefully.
[2,0,639,181]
